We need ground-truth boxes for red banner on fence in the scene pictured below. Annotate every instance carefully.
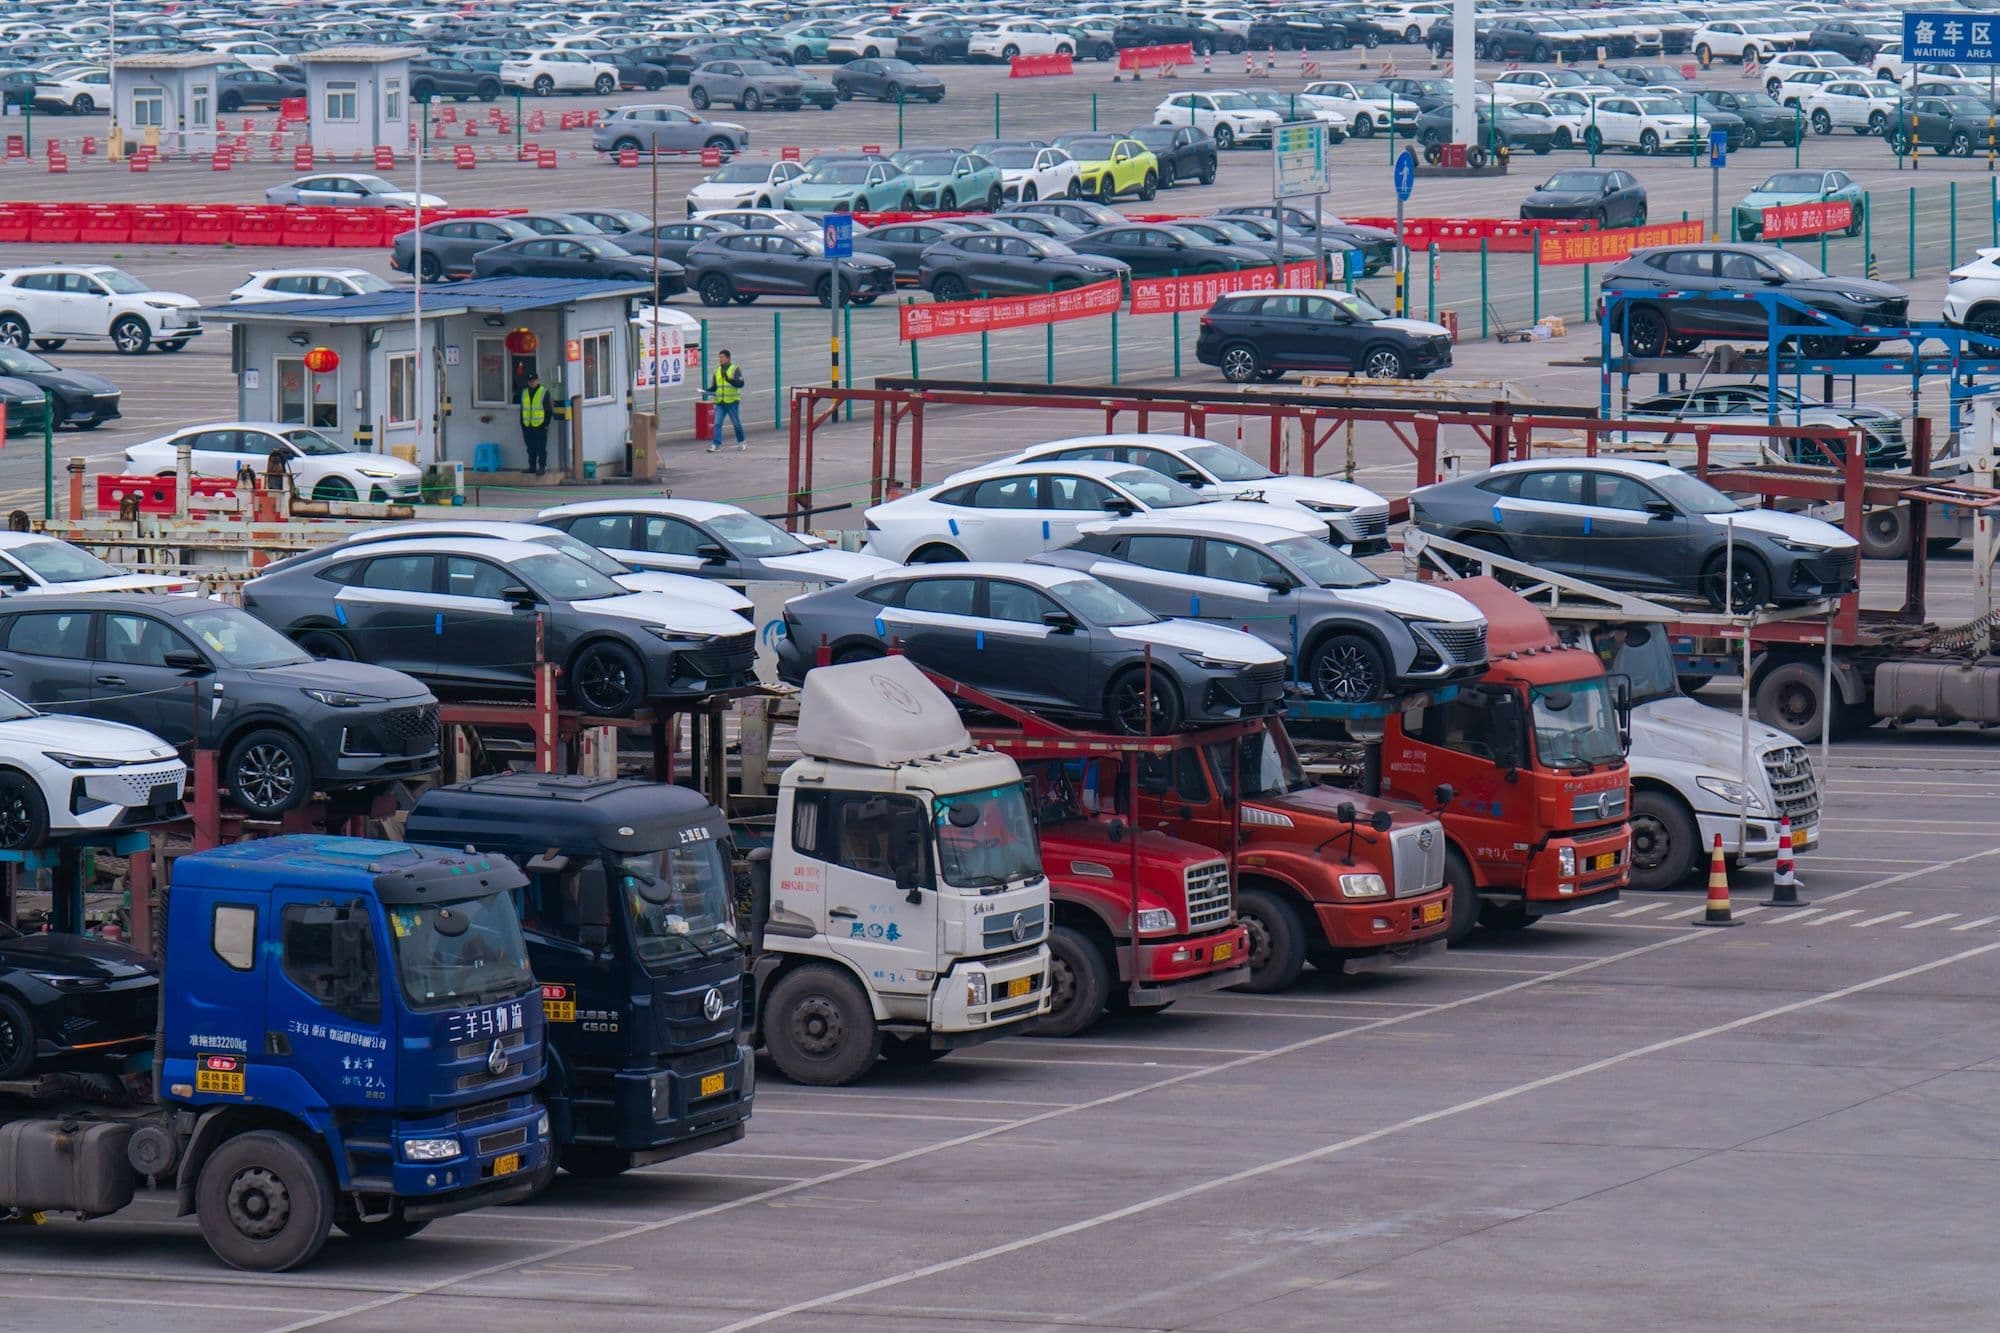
[1761,199,1853,240]
[1538,219,1704,266]
[1128,260,1321,315]
[899,279,1124,341]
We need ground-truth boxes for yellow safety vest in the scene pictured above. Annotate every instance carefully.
[710,365,742,405]
[519,384,549,427]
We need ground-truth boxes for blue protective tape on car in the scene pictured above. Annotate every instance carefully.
[435,613,443,636]
[948,518,959,536]
[1041,520,1050,539]
[1582,516,1592,535]
[874,615,885,637]
[976,630,985,650]
[335,603,347,626]
[1491,504,1503,524]
[1191,595,1200,616]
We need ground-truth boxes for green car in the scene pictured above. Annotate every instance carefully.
[776,21,842,63]
[783,156,918,213]
[1732,168,1865,242]
[889,147,1004,212]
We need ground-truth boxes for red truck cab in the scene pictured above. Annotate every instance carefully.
[1134,719,1452,991]
[1380,579,1631,940]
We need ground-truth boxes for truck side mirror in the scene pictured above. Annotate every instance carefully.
[1610,672,1634,754]
[575,868,610,953]
[1136,759,1170,796]
[328,904,381,1021]
[1432,783,1455,810]
[1487,692,1525,775]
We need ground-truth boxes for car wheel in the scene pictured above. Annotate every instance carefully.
[1194,38,1214,57]
[815,275,840,307]
[1234,885,1307,992]
[1702,550,1771,612]
[690,87,710,109]
[1954,130,1974,157]
[763,964,880,1086]
[907,543,966,563]
[294,629,354,661]
[1867,111,1886,135]
[1741,48,1758,67]
[1307,633,1389,702]
[1405,25,1422,42]
[312,476,356,503]
[1001,43,1020,60]
[1095,179,1115,204]
[644,72,665,91]
[195,1131,334,1273]
[1846,205,1864,237]
[939,187,956,210]
[1618,304,1668,357]
[611,135,642,154]
[705,135,736,159]
[1104,665,1183,735]
[477,83,500,102]
[533,76,554,96]
[1218,343,1261,383]
[594,74,615,94]
[1628,788,1704,892]
[1022,183,1038,203]
[1067,177,1083,198]
[885,81,902,102]
[0,771,48,852]
[986,185,1002,210]
[755,196,771,208]
[1035,925,1110,1036]
[1362,345,1408,379]
[1158,160,1176,188]
[30,338,62,351]
[1532,42,1551,62]
[0,993,33,1080]
[1639,128,1661,154]
[225,728,311,817]
[1352,115,1374,139]
[831,643,886,666]
[1138,171,1157,201]
[697,274,735,308]
[836,84,852,101]
[569,640,647,717]
[744,88,762,111]
[1583,126,1603,154]
[109,316,151,354]
[898,191,917,210]
[72,95,94,115]
[1811,109,1832,136]
[1696,43,1713,66]
[1198,161,1215,185]
[1213,123,1234,149]
[417,252,444,283]
[930,273,969,301]
[219,93,242,113]
[1740,122,1761,149]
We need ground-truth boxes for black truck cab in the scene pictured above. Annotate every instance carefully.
[406,773,751,1179]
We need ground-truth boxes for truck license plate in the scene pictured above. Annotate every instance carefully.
[1213,941,1234,962]
[1794,824,1816,849]
[699,1072,726,1098]
[195,1070,244,1095]
[493,1153,521,1178]
[1587,851,1618,871]
[1421,901,1445,925]
[1002,976,1033,999]
[543,999,576,1023]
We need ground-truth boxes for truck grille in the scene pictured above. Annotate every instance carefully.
[1418,621,1487,666]
[683,632,755,679]
[1761,744,1820,825]
[1570,788,1628,822]
[1184,860,1232,930]
[476,1127,527,1155]
[981,903,1046,950]
[1389,822,1446,898]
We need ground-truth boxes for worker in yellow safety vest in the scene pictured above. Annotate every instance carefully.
[518,370,551,475]
[705,348,745,453]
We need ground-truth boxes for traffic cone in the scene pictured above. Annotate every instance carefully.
[1698,835,1738,927]
[1762,817,1810,906]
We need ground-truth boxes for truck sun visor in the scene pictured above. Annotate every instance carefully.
[795,655,972,766]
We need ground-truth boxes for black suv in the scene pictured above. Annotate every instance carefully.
[0,921,157,1078]
[0,596,439,818]
[1112,17,1243,55]
[1603,244,1910,357]
[409,56,504,103]
[1197,288,1453,383]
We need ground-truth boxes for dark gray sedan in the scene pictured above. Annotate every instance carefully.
[1031,516,1488,702]
[856,218,986,284]
[390,216,537,283]
[611,218,744,266]
[773,563,1288,734]
[471,235,687,296]
[683,230,895,307]
[0,595,439,817]
[918,232,1129,301]
[239,538,758,716]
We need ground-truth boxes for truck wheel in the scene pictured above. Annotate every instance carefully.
[1751,660,1832,741]
[195,1131,335,1272]
[335,1212,431,1242]
[763,964,881,1085]
[1443,850,1478,946]
[1036,924,1110,1036]
[225,728,311,817]
[1858,504,1912,560]
[1234,885,1306,992]
[0,993,34,1079]
[1627,789,1702,892]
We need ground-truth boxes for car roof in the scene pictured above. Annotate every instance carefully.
[1080,514,1310,544]
[940,458,1163,484]
[340,520,558,543]
[244,267,375,279]
[0,263,124,275]
[870,562,1094,590]
[1484,457,1683,480]
[0,532,60,550]
[147,421,314,436]
[8,592,220,614]
[1015,433,1206,458]
[294,536,552,563]
[538,497,743,522]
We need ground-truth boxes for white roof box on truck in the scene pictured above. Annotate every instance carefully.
[795,656,973,766]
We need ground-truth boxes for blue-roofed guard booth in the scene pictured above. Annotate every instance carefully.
[205,277,653,481]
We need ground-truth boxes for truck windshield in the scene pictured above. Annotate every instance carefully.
[613,843,737,961]
[1587,623,1676,704]
[1530,678,1624,770]
[386,893,534,1011]
[932,783,1042,888]
[1205,731,1307,800]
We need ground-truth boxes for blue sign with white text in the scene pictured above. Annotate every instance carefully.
[1905,12,2000,65]
[823,213,853,257]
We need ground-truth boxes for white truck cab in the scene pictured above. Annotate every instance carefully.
[752,656,1052,1085]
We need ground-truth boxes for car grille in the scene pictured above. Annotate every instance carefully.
[109,768,184,803]
[1184,860,1232,930]
[1389,823,1447,898]
[684,632,755,680]
[981,903,1047,951]
[1349,508,1390,540]
[1418,621,1487,666]
[1570,788,1628,822]
[342,704,439,756]
[1823,548,1858,585]
[1761,745,1820,825]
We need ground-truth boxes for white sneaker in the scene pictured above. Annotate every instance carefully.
[707,444,720,453]
[736,443,748,451]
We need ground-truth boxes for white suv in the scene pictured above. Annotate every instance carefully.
[1153,91,1281,149]
[0,265,202,354]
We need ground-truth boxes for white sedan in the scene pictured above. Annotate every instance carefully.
[986,145,1080,204]
[686,160,808,215]
[539,497,897,585]
[1583,95,1709,154]
[228,268,396,303]
[124,423,425,504]
[0,691,186,849]
[1516,95,1592,149]
[500,49,619,96]
[32,67,109,113]
[262,174,446,209]
[0,533,192,596]
[827,24,907,60]
[860,459,1332,564]
[1802,79,1902,136]
[969,21,1075,60]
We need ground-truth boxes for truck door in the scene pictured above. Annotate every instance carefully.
[519,860,624,1072]
[1389,685,1534,884]
[266,890,393,1104]
[800,790,937,1001]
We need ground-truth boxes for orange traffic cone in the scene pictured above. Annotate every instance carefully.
[1762,816,1810,907]
[1698,834,1737,927]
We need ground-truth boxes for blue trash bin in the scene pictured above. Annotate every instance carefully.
[472,441,502,473]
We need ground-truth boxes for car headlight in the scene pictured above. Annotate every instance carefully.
[356,468,400,479]
[402,1138,463,1162]
[1697,776,1768,811]
[649,626,712,644]
[43,751,127,769]
[304,688,384,707]
[1338,873,1389,900]
[1834,290,1883,303]
[1558,846,1578,877]
[1298,500,1355,515]
[31,971,106,991]
[142,299,179,309]
[964,972,989,1006]
[1179,650,1249,670]
[1774,538,1835,555]
[1136,908,1177,933]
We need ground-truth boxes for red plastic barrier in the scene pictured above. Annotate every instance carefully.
[700,146,721,167]
[781,145,801,162]
[96,474,239,515]
[130,207,182,244]
[29,206,82,243]
[617,147,639,167]
[280,206,335,247]
[331,210,384,247]
[374,145,395,169]
[233,206,286,247]
[292,144,314,170]
[3,135,23,160]
[46,152,68,175]
[1117,42,1193,71]
[0,206,31,243]
[537,149,557,169]
[1009,52,1074,78]
[278,97,306,121]
[209,149,233,171]
[454,144,477,169]
[80,205,133,243]
[181,208,233,244]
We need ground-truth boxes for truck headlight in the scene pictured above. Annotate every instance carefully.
[1697,777,1767,812]
[965,972,989,1006]
[1136,908,1177,933]
[402,1138,462,1162]
[650,1070,674,1118]
[1337,873,1389,900]
[536,1111,549,1138]
[1558,847,1577,877]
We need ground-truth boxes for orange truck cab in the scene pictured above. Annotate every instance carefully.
[1132,718,1452,991]
[1380,578,1631,940]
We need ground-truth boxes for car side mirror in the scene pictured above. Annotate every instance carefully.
[163,649,210,672]
[500,583,539,609]
[696,542,730,564]
[1261,574,1297,593]
[1645,499,1677,520]
[1603,181,1617,195]
[1041,609,1080,632]
[1102,496,1137,516]
[0,571,31,591]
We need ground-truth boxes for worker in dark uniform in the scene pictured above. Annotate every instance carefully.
[518,370,551,475]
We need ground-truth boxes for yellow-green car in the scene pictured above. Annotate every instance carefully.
[1050,133,1160,203]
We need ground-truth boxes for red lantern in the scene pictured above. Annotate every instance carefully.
[504,327,537,356]
[302,345,339,374]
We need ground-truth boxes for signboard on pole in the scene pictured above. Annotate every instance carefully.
[1272,121,1330,198]
[1393,149,1415,202]
[822,213,853,258]
[634,321,686,390]
[1904,12,2000,63]
[1708,130,1727,168]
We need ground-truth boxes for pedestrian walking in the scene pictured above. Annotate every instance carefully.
[706,349,745,453]
[518,369,552,475]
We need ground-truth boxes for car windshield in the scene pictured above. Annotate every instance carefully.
[1542,172,1609,192]
[1736,90,1781,108]
[94,269,149,294]
[1210,93,1255,109]
[1125,131,1172,150]
[0,690,36,723]
[1633,98,1685,114]
[1542,69,1587,86]
[901,154,959,174]
[1052,578,1155,627]
[1760,172,1827,193]
[1945,98,1992,116]
[878,60,919,73]
[0,346,54,374]
[9,541,119,582]
[183,607,311,668]
[346,272,393,292]
[931,782,1042,888]
[1063,135,1118,158]
[1762,249,1827,281]
[739,61,784,75]
[1110,469,1204,508]
[614,843,737,961]
[350,175,394,192]
[1330,289,1391,321]
[515,551,625,601]
[707,510,808,555]
[1205,729,1307,800]
[806,162,873,183]
[709,163,772,182]
[988,147,1042,167]
[1588,622,1677,704]
[1530,678,1624,769]
[386,892,535,1011]
[1271,535,1382,589]
[279,428,353,457]
[1183,443,1274,482]
[528,530,630,575]
[1649,470,1741,516]
[578,237,627,256]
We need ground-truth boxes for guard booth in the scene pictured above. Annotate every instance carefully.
[205,276,654,480]
[296,45,421,159]
[109,51,225,159]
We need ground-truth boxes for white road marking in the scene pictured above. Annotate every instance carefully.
[1767,908,1823,924]
[1952,915,2000,931]
[1901,914,1960,929]
[1613,902,1668,918]
[1661,905,1709,920]
[1851,911,1913,928]
[1807,910,1863,926]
